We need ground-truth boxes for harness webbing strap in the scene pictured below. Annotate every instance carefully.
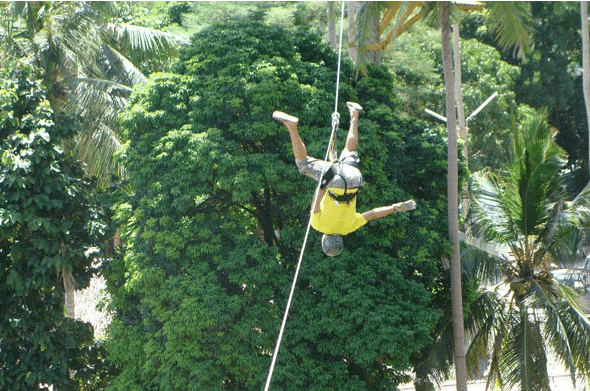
[263,2,346,390]
[328,189,359,203]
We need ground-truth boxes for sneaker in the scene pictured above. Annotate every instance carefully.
[346,102,363,112]
[272,111,299,124]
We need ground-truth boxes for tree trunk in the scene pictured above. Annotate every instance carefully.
[582,1,590,179]
[348,1,357,62]
[327,1,337,49]
[453,24,467,162]
[453,23,472,244]
[366,3,382,65]
[62,264,76,319]
[441,4,467,391]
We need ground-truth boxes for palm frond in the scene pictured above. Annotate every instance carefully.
[31,26,51,65]
[465,289,505,379]
[485,317,508,391]
[461,242,506,286]
[547,224,585,269]
[556,303,590,377]
[353,1,386,72]
[51,2,102,63]
[484,1,532,61]
[509,118,566,238]
[379,2,424,49]
[9,1,44,33]
[470,171,520,243]
[537,285,582,386]
[105,23,188,62]
[68,77,132,108]
[73,123,124,186]
[501,308,550,391]
[61,77,130,184]
[569,182,590,224]
[98,44,147,86]
[413,314,455,387]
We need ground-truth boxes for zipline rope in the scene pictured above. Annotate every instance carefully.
[263,2,347,390]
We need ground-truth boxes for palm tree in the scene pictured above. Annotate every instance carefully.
[439,4,468,390]
[1,1,186,187]
[467,113,590,391]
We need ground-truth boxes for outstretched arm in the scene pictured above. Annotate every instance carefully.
[362,199,416,222]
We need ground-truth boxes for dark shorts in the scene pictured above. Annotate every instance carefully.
[296,150,362,189]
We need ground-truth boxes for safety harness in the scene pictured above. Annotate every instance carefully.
[320,161,364,204]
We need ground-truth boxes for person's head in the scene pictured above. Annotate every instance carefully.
[321,234,343,257]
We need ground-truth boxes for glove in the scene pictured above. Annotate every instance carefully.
[397,200,417,212]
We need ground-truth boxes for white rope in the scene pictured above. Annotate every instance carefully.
[263,2,346,390]
[333,0,345,115]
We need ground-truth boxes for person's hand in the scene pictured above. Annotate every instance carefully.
[396,199,416,212]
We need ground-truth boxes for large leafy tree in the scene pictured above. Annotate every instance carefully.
[0,1,186,187]
[0,63,104,390]
[467,113,590,391]
[104,16,450,390]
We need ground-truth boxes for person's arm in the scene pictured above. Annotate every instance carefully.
[362,199,416,222]
[312,187,327,214]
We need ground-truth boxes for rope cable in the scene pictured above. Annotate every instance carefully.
[263,2,346,390]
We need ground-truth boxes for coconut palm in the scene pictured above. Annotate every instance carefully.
[466,113,590,391]
[0,1,186,187]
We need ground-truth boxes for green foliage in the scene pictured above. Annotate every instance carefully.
[518,2,585,171]
[0,63,105,390]
[1,1,186,188]
[386,22,530,172]
[166,2,191,26]
[139,2,326,42]
[105,18,450,390]
[462,3,587,181]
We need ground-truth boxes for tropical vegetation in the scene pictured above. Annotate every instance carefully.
[2,2,590,390]
[465,114,590,391]
[0,63,106,390]
[0,1,186,187]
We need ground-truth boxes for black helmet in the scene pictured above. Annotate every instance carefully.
[321,234,343,257]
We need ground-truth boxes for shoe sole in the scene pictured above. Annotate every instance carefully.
[346,102,363,111]
[272,111,299,124]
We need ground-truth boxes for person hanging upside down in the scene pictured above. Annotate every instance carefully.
[273,101,416,257]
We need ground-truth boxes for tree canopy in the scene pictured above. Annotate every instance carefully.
[104,17,451,390]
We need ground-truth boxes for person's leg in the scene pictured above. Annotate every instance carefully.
[343,102,362,153]
[273,111,307,161]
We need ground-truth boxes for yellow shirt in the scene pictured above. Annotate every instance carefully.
[311,188,367,235]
